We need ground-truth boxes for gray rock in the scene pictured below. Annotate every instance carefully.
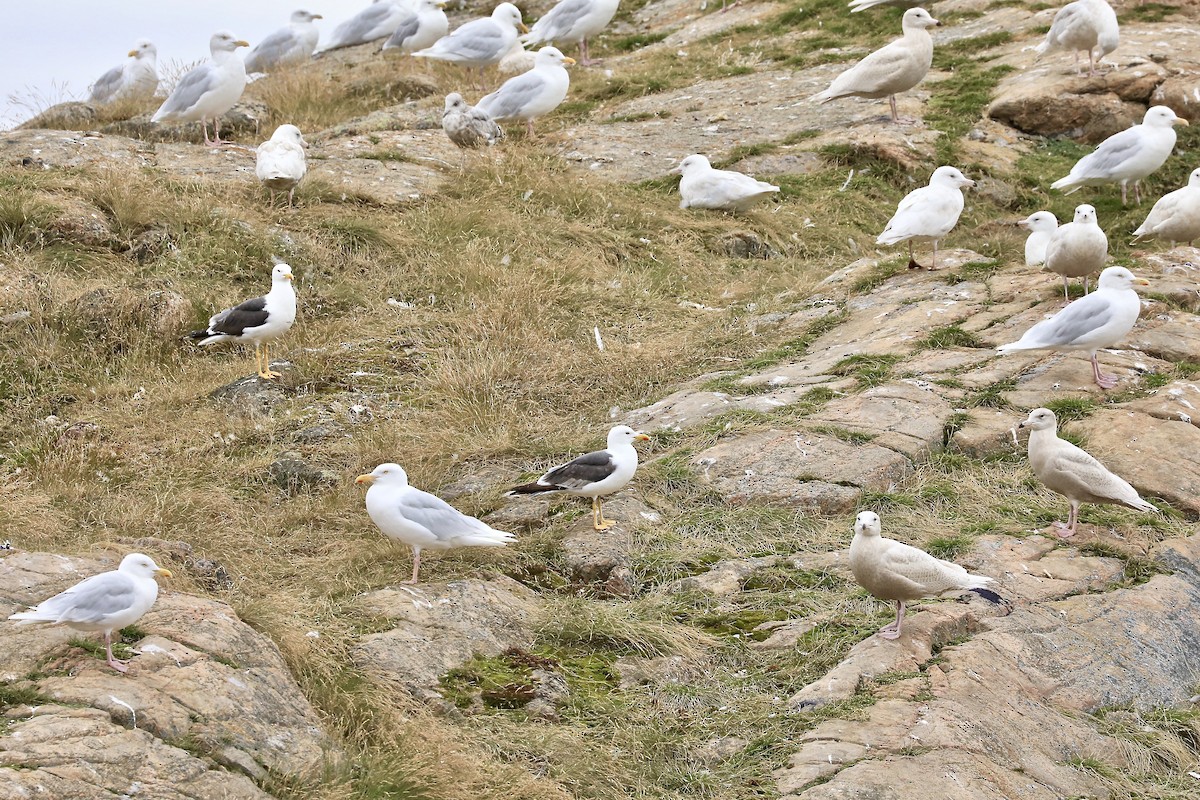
[718,231,780,260]
[209,375,289,415]
[270,451,341,494]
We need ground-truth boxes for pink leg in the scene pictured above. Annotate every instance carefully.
[906,240,923,270]
[1083,275,1090,295]
[1061,275,1071,302]
[888,94,899,123]
[1053,502,1080,538]
[1134,181,1142,205]
[200,118,212,145]
[879,601,905,640]
[104,631,129,673]
[931,240,939,270]
[1120,183,1128,206]
[404,547,422,584]
[1091,352,1118,389]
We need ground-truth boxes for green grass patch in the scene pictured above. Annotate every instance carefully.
[917,325,983,350]
[831,353,902,388]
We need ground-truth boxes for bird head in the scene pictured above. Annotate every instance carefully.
[1143,105,1188,128]
[673,154,711,175]
[1017,211,1057,232]
[1018,407,1057,432]
[211,31,251,53]
[494,3,528,33]
[930,165,974,189]
[902,8,940,28]
[120,553,173,580]
[272,263,295,283]
[444,92,467,112]
[356,463,409,487]
[129,40,157,59]
[608,425,650,448]
[854,511,882,537]
[292,10,323,22]
[535,46,575,67]
[1072,204,1097,225]
[1096,266,1149,291]
[273,124,307,147]
[1188,168,1200,188]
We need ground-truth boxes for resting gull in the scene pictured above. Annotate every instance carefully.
[382,0,449,54]
[1018,210,1058,267]
[443,92,504,149]
[151,31,250,146]
[256,124,308,205]
[189,263,297,380]
[1133,167,1200,246]
[675,154,780,213]
[1051,105,1188,206]
[244,10,323,73]
[521,0,620,65]
[810,7,940,123]
[507,425,649,531]
[8,553,171,673]
[849,511,1004,641]
[476,45,574,135]
[356,463,516,584]
[1044,203,1107,299]
[1019,408,1157,537]
[997,265,1148,389]
[413,2,528,83]
[89,40,159,104]
[877,165,974,269]
[1035,0,1119,77]
[848,0,924,11]
[321,1,411,51]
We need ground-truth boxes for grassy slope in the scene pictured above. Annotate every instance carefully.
[2,1,1199,798]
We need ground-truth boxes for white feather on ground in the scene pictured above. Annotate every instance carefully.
[997,265,1149,389]
[382,0,449,54]
[356,463,516,584]
[876,165,974,269]
[1133,167,1200,245]
[521,0,620,65]
[1043,204,1107,300]
[1019,407,1157,537]
[151,31,249,145]
[1018,210,1058,267]
[476,46,574,135]
[256,124,308,204]
[676,154,780,213]
[89,40,159,104]
[1035,0,1119,77]
[244,10,323,73]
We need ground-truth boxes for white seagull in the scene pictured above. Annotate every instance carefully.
[89,40,159,104]
[321,1,412,52]
[1035,0,1119,77]
[1043,204,1107,300]
[1018,210,1058,267]
[152,31,250,146]
[356,463,517,584]
[675,154,780,213]
[1133,167,1200,246]
[507,425,649,531]
[383,0,449,54]
[8,553,172,673]
[521,0,620,66]
[476,46,574,136]
[189,263,297,380]
[244,10,323,73]
[877,165,974,269]
[413,2,528,83]
[1051,106,1189,206]
[997,266,1149,389]
[256,124,309,205]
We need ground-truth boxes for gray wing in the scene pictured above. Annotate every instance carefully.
[1073,128,1144,179]
[328,3,394,48]
[207,296,269,335]
[383,14,420,49]
[18,572,138,625]
[1024,295,1113,346]
[245,28,299,72]
[542,450,616,489]
[398,488,493,540]
[159,64,219,115]
[89,64,125,103]
[478,72,547,120]
[528,0,593,42]
[434,19,504,59]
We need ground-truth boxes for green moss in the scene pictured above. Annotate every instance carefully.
[924,533,973,559]
[831,353,902,388]
[1044,397,1097,423]
[918,325,983,350]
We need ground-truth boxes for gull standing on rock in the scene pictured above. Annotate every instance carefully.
[413,3,528,86]
[8,553,172,673]
[810,7,940,124]
[1019,408,1157,537]
[356,463,517,584]
[476,46,575,136]
[189,263,297,380]
[849,512,1004,641]
[89,40,159,104]
[152,31,250,146]
[443,93,504,149]
[1051,106,1188,206]
[1043,204,1107,300]
[997,266,1149,389]
[1035,0,1119,77]
[877,165,974,269]
[382,0,450,54]
[256,124,308,205]
[521,0,620,66]
[1018,211,1058,267]
[675,154,780,213]
[1133,167,1200,246]
[244,10,323,73]
[320,1,411,52]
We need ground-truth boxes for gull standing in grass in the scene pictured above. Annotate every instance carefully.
[413,3,528,86]
[1043,204,1107,300]
[1018,211,1058,267]
[8,553,172,673]
[675,154,780,213]
[1034,0,1119,77]
[521,0,620,66]
[89,40,159,104]
[997,266,1149,389]
[443,93,503,149]
[1018,408,1157,537]
[1133,167,1200,245]
[256,124,308,205]
[244,10,323,73]
[321,1,412,52]
[189,263,297,380]
[876,165,974,269]
[476,46,574,135]
[382,0,449,54]
[809,7,940,123]
[849,512,1004,641]
[152,31,250,146]
[356,464,516,584]
[1051,106,1188,205]
[507,426,650,531]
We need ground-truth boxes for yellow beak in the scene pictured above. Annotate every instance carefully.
[1134,278,1151,286]
[312,14,324,19]
[519,23,530,33]
[284,271,294,281]
[634,433,650,442]
[563,57,576,65]
[155,568,173,578]
[355,474,376,485]
[235,40,250,48]
[128,49,140,57]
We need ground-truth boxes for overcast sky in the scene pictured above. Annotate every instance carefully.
[0,1,362,128]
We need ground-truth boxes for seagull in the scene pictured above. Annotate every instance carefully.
[356,463,517,584]
[89,40,159,104]
[442,92,504,149]
[810,7,941,123]
[382,0,449,54]
[244,10,323,73]
[849,511,1004,641]
[189,263,297,380]
[506,425,649,531]
[8,553,172,673]
[877,165,974,269]
[256,124,308,205]
[997,265,1149,389]
[675,154,780,213]
[847,0,924,11]
[476,46,575,136]
[1133,167,1200,246]
[521,0,621,66]
[1019,408,1158,537]
[1035,0,1119,77]
[1018,210,1058,267]
[1043,204,1107,300]
[152,31,250,146]
[321,0,412,51]
[1051,106,1189,206]
[413,3,528,87]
